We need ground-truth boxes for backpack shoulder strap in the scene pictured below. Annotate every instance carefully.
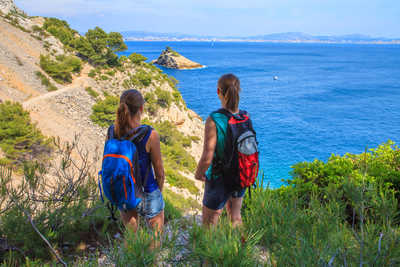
[107,125,115,140]
[129,125,153,189]
[239,110,249,116]
[128,125,153,144]
[214,108,232,118]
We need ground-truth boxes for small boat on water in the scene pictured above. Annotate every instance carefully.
[273,76,279,80]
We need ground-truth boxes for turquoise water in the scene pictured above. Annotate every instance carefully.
[120,42,400,188]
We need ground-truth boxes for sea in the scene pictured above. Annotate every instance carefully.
[120,42,400,188]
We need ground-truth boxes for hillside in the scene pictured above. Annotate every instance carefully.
[0,1,204,206]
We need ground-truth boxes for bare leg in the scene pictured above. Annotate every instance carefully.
[120,209,139,232]
[148,210,164,249]
[148,210,164,234]
[226,197,243,227]
[202,205,223,227]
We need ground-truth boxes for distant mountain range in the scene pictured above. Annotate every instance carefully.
[122,31,400,44]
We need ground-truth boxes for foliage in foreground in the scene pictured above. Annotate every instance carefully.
[2,142,400,266]
[288,141,400,221]
[0,137,113,265]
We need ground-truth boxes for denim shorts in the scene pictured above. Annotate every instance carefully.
[203,177,246,210]
[123,188,165,219]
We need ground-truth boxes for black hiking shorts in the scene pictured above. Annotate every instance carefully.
[203,177,246,210]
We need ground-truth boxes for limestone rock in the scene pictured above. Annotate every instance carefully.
[0,0,23,15]
[153,47,204,70]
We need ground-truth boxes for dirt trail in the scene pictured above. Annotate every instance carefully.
[23,63,100,159]
[23,64,91,107]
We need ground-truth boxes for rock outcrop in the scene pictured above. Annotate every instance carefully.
[153,46,204,70]
[0,0,22,14]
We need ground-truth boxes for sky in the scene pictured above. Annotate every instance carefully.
[15,0,400,38]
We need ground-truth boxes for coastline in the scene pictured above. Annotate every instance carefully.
[124,39,400,45]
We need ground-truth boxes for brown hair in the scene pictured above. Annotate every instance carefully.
[114,89,145,138]
[218,74,241,112]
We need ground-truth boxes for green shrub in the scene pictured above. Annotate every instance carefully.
[106,70,116,76]
[85,87,99,98]
[43,41,51,50]
[39,54,82,84]
[0,141,114,264]
[90,95,119,127]
[100,75,108,81]
[135,70,152,87]
[287,141,400,221]
[189,219,263,266]
[164,193,183,222]
[88,69,96,78]
[165,46,179,57]
[165,167,198,195]
[118,55,129,64]
[172,90,184,106]
[243,180,400,266]
[128,53,147,64]
[168,75,178,87]
[0,102,50,166]
[164,188,201,213]
[71,36,96,61]
[75,27,127,67]
[31,25,42,33]
[144,92,158,115]
[43,18,76,45]
[162,143,196,172]
[155,88,172,108]
[35,71,57,91]
[112,228,159,266]
[155,121,192,148]
[123,70,152,89]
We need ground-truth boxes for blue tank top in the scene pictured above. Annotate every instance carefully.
[136,125,158,193]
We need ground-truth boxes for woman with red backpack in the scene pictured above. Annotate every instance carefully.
[195,74,259,227]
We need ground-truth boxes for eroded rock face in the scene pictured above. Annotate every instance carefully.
[0,0,22,14]
[153,47,204,70]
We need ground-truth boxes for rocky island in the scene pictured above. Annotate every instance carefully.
[152,46,204,70]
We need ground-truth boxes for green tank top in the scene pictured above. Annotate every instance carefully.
[205,112,229,180]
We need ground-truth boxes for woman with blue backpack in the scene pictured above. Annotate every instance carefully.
[195,74,259,227]
[101,89,165,236]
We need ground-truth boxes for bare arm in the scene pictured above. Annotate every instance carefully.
[147,130,165,191]
[195,117,217,182]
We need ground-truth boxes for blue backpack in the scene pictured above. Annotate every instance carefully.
[98,125,151,217]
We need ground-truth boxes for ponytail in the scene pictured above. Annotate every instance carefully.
[115,102,130,139]
[218,74,241,112]
[114,89,145,139]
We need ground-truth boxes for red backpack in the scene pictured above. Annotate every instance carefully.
[216,108,259,193]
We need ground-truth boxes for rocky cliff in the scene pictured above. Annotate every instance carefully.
[153,46,204,69]
[0,1,204,209]
[0,0,22,14]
